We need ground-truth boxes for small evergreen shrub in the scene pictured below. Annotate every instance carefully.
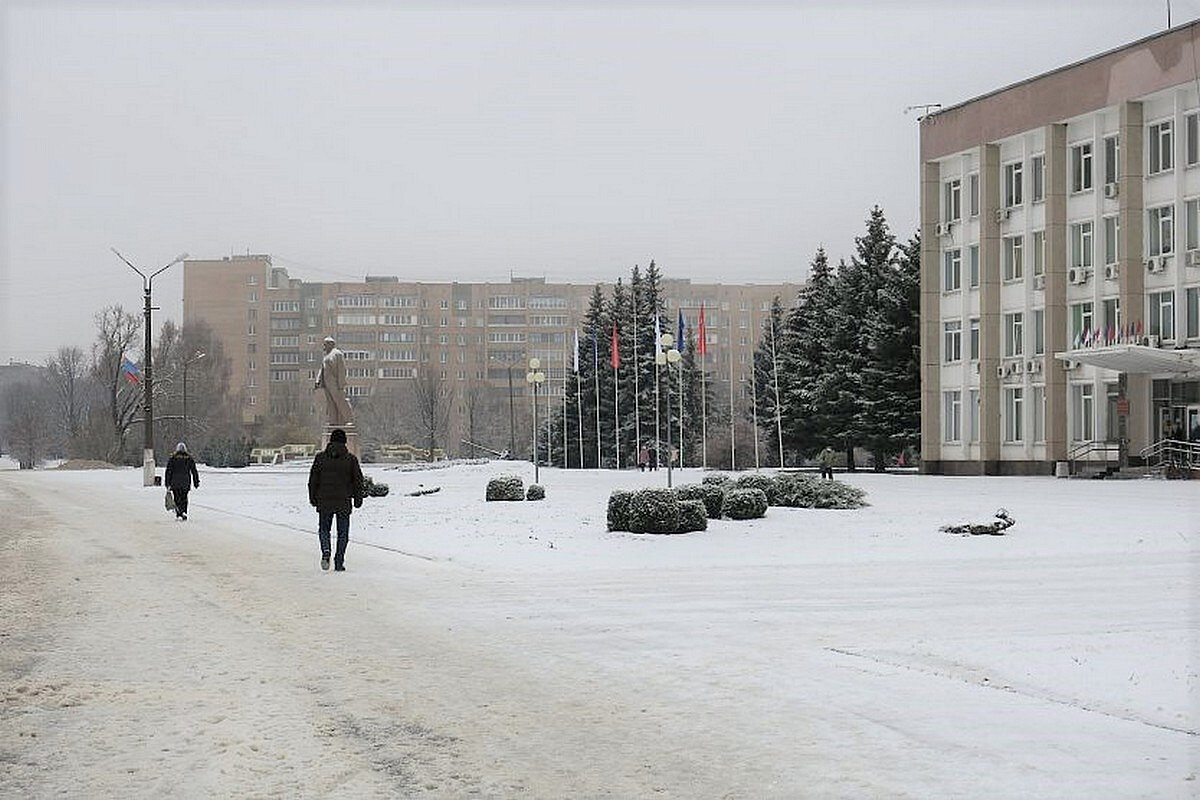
[486,474,525,501]
[628,488,681,534]
[702,473,732,487]
[734,473,779,505]
[677,499,708,533]
[526,483,545,501]
[772,473,866,509]
[607,490,634,531]
[675,483,725,519]
[361,475,390,497]
[722,487,768,520]
[808,480,867,509]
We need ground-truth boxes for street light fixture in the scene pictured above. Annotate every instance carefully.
[181,350,206,444]
[525,357,546,484]
[655,332,681,487]
[112,248,189,486]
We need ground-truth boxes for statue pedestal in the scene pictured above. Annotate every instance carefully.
[322,424,360,459]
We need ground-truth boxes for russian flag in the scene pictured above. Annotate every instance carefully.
[121,357,141,385]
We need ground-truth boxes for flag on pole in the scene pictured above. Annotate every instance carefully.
[677,309,686,352]
[121,357,142,385]
[573,328,579,372]
[697,304,708,356]
[611,322,620,368]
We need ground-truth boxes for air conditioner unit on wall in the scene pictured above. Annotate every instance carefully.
[1146,256,1165,274]
[1033,274,1046,290]
[936,221,953,237]
[1065,359,1081,370]
[994,208,1011,223]
[1103,264,1119,281]
[1068,267,1089,284]
[1187,250,1200,267]
[995,364,1005,378]
[1146,334,1161,348]
[1011,360,1025,375]
[1027,359,1042,374]
[1103,182,1119,199]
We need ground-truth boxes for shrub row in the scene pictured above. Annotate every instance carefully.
[484,475,547,501]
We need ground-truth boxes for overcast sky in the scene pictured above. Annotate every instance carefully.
[3,1,1198,364]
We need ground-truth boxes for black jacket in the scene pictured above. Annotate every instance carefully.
[308,442,364,513]
[165,451,199,490]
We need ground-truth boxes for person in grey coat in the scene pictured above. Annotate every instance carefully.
[307,428,364,572]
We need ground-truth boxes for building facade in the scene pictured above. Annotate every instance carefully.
[920,24,1200,475]
[183,254,798,457]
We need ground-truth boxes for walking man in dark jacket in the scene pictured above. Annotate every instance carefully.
[165,442,200,520]
[307,428,364,572]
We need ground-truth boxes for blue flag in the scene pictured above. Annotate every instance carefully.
[677,309,686,352]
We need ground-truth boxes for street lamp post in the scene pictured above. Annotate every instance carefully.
[525,357,546,484]
[112,248,189,486]
[655,333,681,488]
[181,351,206,444]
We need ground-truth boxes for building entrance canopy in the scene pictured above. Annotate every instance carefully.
[1054,345,1200,376]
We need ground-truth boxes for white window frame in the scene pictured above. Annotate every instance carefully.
[1004,387,1024,443]
[1187,112,1200,167]
[1148,204,1174,256]
[1003,235,1024,281]
[1148,290,1176,341]
[1070,301,1095,345]
[1103,134,1120,185]
[1032,230,1046,276]
[1071,383,1095,443]
[967,389,980,443]
[944,179,962,222]
[943,249,962,292]
[1032,308,1045,355]
[968,245,980,288]
[1004,312,1024,358]
[968,173,980,217]
[1187,198,1200,251]
[1186,287,1200,339]
[1103,215,1120,266]
[943,390,962,443]
[1070,221,1094,268]
[1031,154,1046,202]
[943,320,963,363]
[1004,161,1024,207]
[969,318,980,361]
[1149,119,1173,174]
[1071,141,1093,193]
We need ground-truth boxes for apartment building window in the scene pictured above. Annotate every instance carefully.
[1148,205,1174,255]
[968,245,980,288]
[1071,384,1095,442]
[1188,112,1200,166]
[969,318,980,361]
[944,179,961,222]
[1032,386,1046,443]
[440,299,449,309]
[1070,221,1094,268]
[1187,198,1200,250]
[248,308,257,321]
[1149,120,1173,174]
[1070,301,1094,345]
[1032,308,1045,355]
[1004,161,1023,207]
[968,173,980,217]
[1032,230,1046,276]
[1003,235,1024,281]
[943,249,962,291]
[943,320,962,363]
[1101,298,1120,337]
[248,291,258,303]
[1070,142,1093,192]
[1004,387,1024,443]
[1103,216,1120,265]
[248,324,256,336]
[1004,312,1024,357]
[1031,154,1045,202]
[1148,290,1176,340]
[1187,287,1200,338]
[248,274,258,285]
[943,390,962,442]
[967,389,980,443]
[1103,134,1120,184]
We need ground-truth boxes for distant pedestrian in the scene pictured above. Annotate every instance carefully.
[308,428,364,572]
[164,442,200,520]
[638,445,649,472]
[818,446,836,480]
[648,446,659,471]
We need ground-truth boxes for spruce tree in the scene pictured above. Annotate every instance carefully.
[752,296,787,466]
[779,247,836,458]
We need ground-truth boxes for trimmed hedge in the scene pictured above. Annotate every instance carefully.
[677,499,708,533]
[607,490,634,531]
[772,473,867,509]
[735,473,779,505]
[722,487,768,520]
[361,475,390,497]
[628,488,681,534]
[674,483,725,519]
[486,474,525,501]
[526,483,545,501]
[701,473,732,487]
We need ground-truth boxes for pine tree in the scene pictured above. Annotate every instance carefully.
[752,296,787,466]
[779,247,836,458]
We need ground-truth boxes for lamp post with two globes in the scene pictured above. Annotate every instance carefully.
[655,333,681,488]
[525,358,546,483]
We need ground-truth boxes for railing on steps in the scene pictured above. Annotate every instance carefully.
[1067,440,1121,477]
[1140,438,1200,478]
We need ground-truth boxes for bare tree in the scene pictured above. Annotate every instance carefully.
[45,345,92,454]
[90,305,142,464]
[410,368,453,461]
[2,379,54,469]
[459,378,489,456]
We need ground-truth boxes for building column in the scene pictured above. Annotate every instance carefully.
[1119,101,1148,456]
[979,144,1002,473]
[920,160,943,472]
[1044,124,1068,463]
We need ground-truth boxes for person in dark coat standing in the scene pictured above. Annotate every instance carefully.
[308,428,364,572]
[164,442,200,520]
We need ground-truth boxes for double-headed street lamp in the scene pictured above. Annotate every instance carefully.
[112,248,189,486]
[181,350,206,444]
[655,332,681,488]
[525,357,546,483]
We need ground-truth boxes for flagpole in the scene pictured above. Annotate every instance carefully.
[576,371,584,469]
[562,341,568,468]
[728,309,736,470]
[612,322,621,469]
[593,331,601,469]
[769,306,784,468]
[699,303,708,471]
[654,313,661,462]
[678,309,685,468]
[750,308,760,471]
[633,282,641,456]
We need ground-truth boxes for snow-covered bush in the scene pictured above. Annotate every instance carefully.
[526,483,545,501]
[677,499,708,533]
[607,490,634,531]
[675,483,725,519]
[486,474,525,502]
[734,473,779,505]
[628,488,681,534]
[702,473,732,487]
[722,487,768,520]
[361,475,390,497]
[772,473,866,509]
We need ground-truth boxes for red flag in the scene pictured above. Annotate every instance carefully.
[610,322,620,369]
[697,304,708,356]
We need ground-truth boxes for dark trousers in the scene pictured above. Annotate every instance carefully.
[171,487,190,516]
[318,510,350,566]
[820,467,833,479]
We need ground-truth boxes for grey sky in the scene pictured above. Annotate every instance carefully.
[2,1,1195,364]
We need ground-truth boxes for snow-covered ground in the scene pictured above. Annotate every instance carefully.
[1,459,1196,797]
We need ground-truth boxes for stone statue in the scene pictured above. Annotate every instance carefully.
[314,337,354,426]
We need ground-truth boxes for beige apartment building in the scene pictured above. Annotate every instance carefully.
[920,23,1200,475]
[183,254,798,457]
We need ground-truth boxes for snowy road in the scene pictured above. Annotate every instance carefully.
[0,466,1195,798]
